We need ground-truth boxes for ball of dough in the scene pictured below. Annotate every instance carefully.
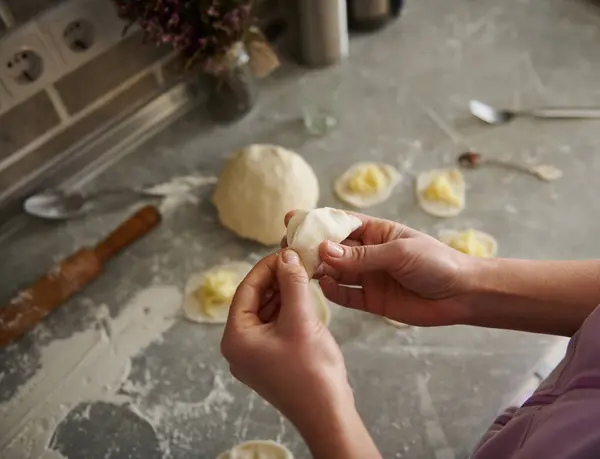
[213,144,320,246]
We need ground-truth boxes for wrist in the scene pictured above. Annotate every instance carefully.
[290,376,381,459]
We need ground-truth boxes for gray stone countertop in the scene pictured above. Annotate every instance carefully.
[3,0,600,457]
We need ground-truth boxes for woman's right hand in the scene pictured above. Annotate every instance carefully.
[283,211,480,327]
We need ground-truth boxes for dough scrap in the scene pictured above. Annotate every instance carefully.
[213,144,320,246]
[416,168,465,217]
[438,229,497,258]
[215,440,294,459]
[310,281,331,326]
[183,262,252,324]
[286,207,362,277]
[531,164,563,182]
[334,162,401,208]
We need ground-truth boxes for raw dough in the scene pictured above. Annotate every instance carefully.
[334,162,401,208]
[182,262,252,324]
[531,164,563,182]
[286,207,362,277]
[215,440,294,459]
[383,317,411,329]
[310,281,331,326]
[438,229,497,258]
[213,144,320,246]
[416,168,465,217]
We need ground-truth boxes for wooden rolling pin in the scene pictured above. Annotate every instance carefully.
[0,205,161,347]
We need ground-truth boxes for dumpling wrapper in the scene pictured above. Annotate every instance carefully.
[183,261,252,324]
[334,162,401,208]
[416,168,465,218]
[310,281,332,326]
[286,207,362,278]
[438,229,498,258]
[215,440,294,459]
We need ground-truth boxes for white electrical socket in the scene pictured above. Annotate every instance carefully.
[0,22,62,103]
[39,0,131,71]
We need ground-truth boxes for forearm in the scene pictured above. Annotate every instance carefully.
[290,380,382,459]
[464,258,600,336]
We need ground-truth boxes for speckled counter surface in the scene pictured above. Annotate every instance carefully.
[3,0,600,457]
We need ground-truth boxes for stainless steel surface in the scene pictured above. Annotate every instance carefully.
[0,82,201,228]
[470,99,600,125]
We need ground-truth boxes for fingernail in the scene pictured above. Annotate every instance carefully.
[283,250,300,265]
[326,241,344,258]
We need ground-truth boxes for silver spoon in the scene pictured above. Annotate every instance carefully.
[469,100,600,125]
[24,176,217,219]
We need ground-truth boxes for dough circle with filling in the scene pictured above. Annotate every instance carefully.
[215,440,294,459]
[213,144,319,246]
[438,229,497,258]
[416,168,465,217]
[334,162,401,208]
[182,261,252,324]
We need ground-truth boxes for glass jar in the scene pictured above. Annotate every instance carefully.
[206,42,259,123]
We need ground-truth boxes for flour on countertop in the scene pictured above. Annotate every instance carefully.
[0,286,183,459]
[142,175,217,216]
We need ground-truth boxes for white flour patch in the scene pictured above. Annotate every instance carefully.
[0,286,182,459]
[142,175,217,216]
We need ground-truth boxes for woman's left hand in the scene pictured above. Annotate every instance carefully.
[221,250,352,428]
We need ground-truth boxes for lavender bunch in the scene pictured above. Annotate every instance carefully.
[113,0,254,73]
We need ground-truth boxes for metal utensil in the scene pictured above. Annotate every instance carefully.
[469,100,600,125]
[24,188,157,219]
[458,152,562,182]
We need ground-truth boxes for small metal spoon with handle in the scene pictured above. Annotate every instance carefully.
[24,176,217,219]
[469,100,600,125]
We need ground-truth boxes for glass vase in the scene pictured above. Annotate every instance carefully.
[206,42,259,123]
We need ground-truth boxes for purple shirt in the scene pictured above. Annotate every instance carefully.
[472,305,600,459]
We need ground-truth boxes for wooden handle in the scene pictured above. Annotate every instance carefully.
[0,249,101,347]
[0,205,161,347]
[94,205,161,263]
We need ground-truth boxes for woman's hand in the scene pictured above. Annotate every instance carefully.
[282,211,479,327]
[221,250,382,459]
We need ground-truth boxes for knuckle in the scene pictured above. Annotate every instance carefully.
[351,245,368,262]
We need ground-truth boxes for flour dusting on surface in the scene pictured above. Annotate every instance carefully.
[142,175,217,216]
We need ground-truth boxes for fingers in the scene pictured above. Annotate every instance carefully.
[226,252,278,329]
[276,249,316,327]
[319,276,366,312]
[314,262,362,286]
[319,239,405,274]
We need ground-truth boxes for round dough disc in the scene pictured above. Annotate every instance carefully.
[215,440,294,459]
[183,261,252,324]
[213,144,320,246]
[438,229,498,258]
[416,168,465,217]
[310,281,331,326]
[334,162,401,208]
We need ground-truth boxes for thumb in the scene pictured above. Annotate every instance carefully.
[320,240,403,273]
[276,249,316,326]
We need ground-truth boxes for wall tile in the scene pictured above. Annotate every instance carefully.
[55,31,169,114]
[0,91,60,161]
[0,74,159,193]
[3,0,60,23]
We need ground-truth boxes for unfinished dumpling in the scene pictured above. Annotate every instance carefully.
[416,168,465,217]
[334,162,401,208]
[383,317,410,329]
[287,207,362,277]
[215,440,294,459]
[439,229,497,258]
[310,281,332,326]
[183,262,252,324]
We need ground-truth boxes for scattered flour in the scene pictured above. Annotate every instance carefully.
[142,175,217,216]
[0,286,183,459]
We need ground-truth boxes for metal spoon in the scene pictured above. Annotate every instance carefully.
[24,176,217,219]
[458,152,562,182]
[469,100,600,125]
